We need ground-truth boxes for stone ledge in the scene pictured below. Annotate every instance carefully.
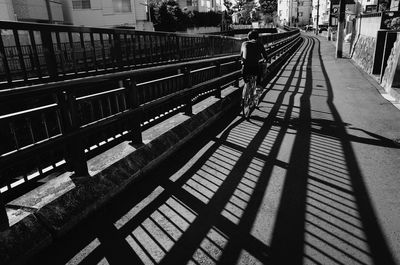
[0,214,52,265]
[0,87,240,265]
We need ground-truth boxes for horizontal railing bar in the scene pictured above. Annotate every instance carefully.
[76,87,126,102]
[191,65,216,74]
[0,103,58,121]
[0,133,63,160]
[138,73,184,87]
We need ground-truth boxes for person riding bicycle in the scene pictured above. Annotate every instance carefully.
[240,30,268,90]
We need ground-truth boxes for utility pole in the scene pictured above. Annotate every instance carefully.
[336,0,346,57]
[328,0,332,40]
[316,0,320,35]
[296,0,299,27]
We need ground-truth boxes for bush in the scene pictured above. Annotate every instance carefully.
[384,17,400,30]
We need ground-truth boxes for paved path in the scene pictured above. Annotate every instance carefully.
[28,35,400,265]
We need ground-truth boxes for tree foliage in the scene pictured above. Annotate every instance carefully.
[230,0,258,24]
[259,0,277,15]
[150,0,187,31]
[150,0,223,32]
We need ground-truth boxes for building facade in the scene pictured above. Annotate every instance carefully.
[312,0,329,26]
[278,0,312,26]
[178,0,223,12]
[0,0,153,30]
[310,0,356,28]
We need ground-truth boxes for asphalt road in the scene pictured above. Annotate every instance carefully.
[28,35,400,265]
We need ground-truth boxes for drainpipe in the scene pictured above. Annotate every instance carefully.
[45,0,54,23]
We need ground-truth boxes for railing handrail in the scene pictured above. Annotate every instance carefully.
[0,31,300,99]
[0,20,299,90]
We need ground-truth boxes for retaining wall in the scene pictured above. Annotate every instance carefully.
[352,35,376,74]
[381,32,400,100]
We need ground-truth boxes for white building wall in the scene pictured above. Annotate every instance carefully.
[198,0,213,12]
[298,0,312,25]
[0,0,64,22]
[134,0,147,21]
[50,1,64,21]
[359,0,378,12]
[312,0,329,26]
[278,0,291,25]
[13,0,49,21]
[67,0,137,28]
[0,0,15,21]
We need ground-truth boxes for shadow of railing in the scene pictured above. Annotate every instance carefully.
[27,36,398,265]
[269,36,397,265]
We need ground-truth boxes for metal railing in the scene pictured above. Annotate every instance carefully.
[0,25,300,227]
[0,21,299,90]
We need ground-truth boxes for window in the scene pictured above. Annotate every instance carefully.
[113,0,132,12]
[187,0,192,6]
[299,12,303,16]
[72,0,91,9]
[299,1,304,6]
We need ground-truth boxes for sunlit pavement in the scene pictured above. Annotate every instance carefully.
[28,36,400,265]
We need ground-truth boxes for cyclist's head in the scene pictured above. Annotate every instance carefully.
[247,30,259,40]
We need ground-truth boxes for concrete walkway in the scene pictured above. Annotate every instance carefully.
[27,35,400,265]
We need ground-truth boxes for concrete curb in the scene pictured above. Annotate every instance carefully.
[0,87,240,265]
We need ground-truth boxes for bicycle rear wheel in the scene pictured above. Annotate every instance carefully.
[242,82,252,119]
[254,86,262,107]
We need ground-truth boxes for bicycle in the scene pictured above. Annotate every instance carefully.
[242,75,262,119]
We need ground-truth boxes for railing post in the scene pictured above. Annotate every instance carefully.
[210,37,215,56]
[56,90,88,177]
[234,58,241,87]
[40,30,58,79]
[183,67,193,115]
[214,62,221,98]
[113,33,123,69]
[176,36,181,61]
[124,78,143,144]
[0,193,8,231]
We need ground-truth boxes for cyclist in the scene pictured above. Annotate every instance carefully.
[240,30,268,97]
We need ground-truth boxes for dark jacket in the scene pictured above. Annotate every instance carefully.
[240,40,268,66]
